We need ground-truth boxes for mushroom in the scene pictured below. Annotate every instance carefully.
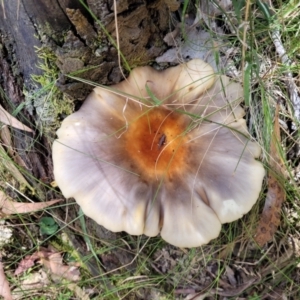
[52,59,265,248]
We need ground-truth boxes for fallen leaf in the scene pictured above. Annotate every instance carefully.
[0,105,33,132]
[0,261,13,300]
[255,104,286,246]
[0,191,61,215]
[37,248,80,282]
[15,247,80,282]
[12,270,50,300]
[14,253,40,276]
[156,27,219,72]
[13,272,87,300]
[163,25,180,46]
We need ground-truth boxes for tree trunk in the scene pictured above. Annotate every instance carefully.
[0,0,177,279]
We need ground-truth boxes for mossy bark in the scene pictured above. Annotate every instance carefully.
[0,0,175,98]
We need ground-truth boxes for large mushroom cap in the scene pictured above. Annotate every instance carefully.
[53,59,265,248]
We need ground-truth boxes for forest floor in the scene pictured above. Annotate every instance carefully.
[1,1,300,299]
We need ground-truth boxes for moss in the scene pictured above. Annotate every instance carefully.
[24,46,74,135]
[38,21,68,45]
[126,52,153,69]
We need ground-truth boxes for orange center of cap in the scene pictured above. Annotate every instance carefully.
[124,108,189,180]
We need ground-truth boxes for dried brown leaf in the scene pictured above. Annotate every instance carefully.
[0,191,61,215]
[0,144,32,190]
[12,270,50,300]
[38,249,80,282]
[15,248,80,281]
[0,126,14,156]
[14,253,40,276]
[163,26,180,46]
[0,105,33,132]
[255,104,286,246]
[0,261,13,300]
[1,126,28,168]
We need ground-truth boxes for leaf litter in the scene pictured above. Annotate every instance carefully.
[13,247,84,299]
[0,193,63,299]
[12,246,88,300]
[15,246,80,281]
[0,191,61,215]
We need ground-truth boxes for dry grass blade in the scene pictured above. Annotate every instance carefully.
[1,126,28,168]
[255,104,286,246]
[0,261,13,300]
[0,127,33,192]
[0,105,33,132]
[0,191,61,215]
[0,144,32,191]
